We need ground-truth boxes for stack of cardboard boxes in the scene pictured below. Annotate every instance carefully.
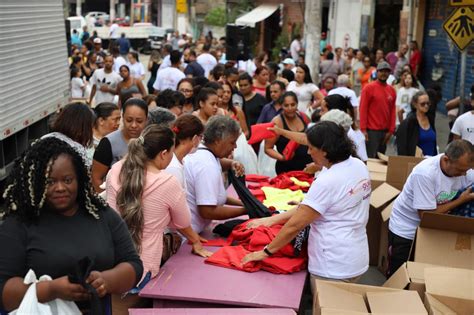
[349,152,474,315]
[383,212,474,314]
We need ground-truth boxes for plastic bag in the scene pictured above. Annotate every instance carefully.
[257,141,277,177]
[10,269,81,315]
[233,133,258,175]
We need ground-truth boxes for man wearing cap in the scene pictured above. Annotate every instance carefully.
[282,58,296,73]
[93,37,107,67]
[359,61,396,158]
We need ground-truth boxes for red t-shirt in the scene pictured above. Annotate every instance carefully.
[410,50,421,75]
[359,80,396,134]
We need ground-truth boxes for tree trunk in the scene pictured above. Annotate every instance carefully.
[304,0,322,85]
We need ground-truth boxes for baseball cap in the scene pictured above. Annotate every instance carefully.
[283,58,295,65]
[93,38,102,44]
[377,61,391,71]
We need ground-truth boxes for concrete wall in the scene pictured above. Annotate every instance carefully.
[327,0,363,49]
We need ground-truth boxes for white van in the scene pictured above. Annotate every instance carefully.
[67,16,87,35]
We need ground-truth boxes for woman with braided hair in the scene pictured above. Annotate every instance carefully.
[106,124,211,314]
[0,137,143,313]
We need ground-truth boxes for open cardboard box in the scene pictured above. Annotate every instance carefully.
[314,280,427,315]
[366,153,423,267]
[424,267,474,315]
[384,213,474,298]
[366,153,424,269]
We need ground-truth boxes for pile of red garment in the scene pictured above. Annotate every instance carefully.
[246,171,314,202]
[205,220,307,274]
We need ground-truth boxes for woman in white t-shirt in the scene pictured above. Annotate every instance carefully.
[287,64,324,115]
[396,73,419,124]
[165,114,204,189]
[184,115,247,233]
[243,121,370,291]
[127,52,146,80]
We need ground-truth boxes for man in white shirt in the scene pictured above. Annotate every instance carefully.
[328,74,359,107]
[88,54,122,105]
[388,140,474,277]
[451,110,474,144]
[109,22,120,40]
[196,43,217,78]
[153,50,185,93]
[157,44,172,73]
[290,34,302,62]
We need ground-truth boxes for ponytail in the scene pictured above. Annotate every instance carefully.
[117,125,175,251]
[117,137,147,251]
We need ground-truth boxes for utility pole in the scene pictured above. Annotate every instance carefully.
[303,0,322,85]
[110,0,116,23]
[76,0,81,16]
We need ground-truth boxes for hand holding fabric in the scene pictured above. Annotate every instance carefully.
[51,276,89,301]
[460,187,474,203]
[267,124,284,136]
[231,161,245,177]
[85,271,107,298]
[241,250,267,265]
[246,217,275,229]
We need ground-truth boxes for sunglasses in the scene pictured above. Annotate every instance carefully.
[419,102,430,107]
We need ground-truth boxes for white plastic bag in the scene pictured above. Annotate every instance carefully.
[257,141,277,177]
[10,269,81,315]
[233,133,259,175]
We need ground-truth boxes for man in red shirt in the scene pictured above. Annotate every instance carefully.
[359,61,396,158]
[409,40,422,77]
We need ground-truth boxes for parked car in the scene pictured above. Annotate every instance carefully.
[85,11,109,26]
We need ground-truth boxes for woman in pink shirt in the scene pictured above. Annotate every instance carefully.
[106,124,211,313]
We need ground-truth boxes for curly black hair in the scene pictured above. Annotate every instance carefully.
[2,137,107,222]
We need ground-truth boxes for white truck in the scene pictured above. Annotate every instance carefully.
[0,0,70,180]
[91,24,169,53]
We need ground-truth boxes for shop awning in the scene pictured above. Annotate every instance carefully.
[235,4,279,28]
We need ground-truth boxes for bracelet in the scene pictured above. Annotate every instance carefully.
[263,245,273,256]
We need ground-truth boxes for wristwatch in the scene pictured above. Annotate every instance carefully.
[263,245,273,256]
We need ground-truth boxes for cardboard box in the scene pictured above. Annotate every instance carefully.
[424,267,474,315]
[412,212,474,269]
[367,183,400,266]
[369,154,424,271]
[366,154,424,267]
[384,213,474,298]
[314,280,427,315]
[383,261,440,298]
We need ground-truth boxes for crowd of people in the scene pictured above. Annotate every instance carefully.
[0,29,473,314]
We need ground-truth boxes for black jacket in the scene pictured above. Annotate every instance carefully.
[396,112,437,156]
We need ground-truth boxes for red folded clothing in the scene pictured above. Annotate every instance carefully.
[283,171,315,184]
[247,182,271,190]
[269,176,294,190]
[261,257,307,274]
[205,246,306,274]
[245,174,271,182]
[282,140,300,160]
[205,245,260,272]
[249,188,265,202]
[204,219,309,275]
[247,122,276,145]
